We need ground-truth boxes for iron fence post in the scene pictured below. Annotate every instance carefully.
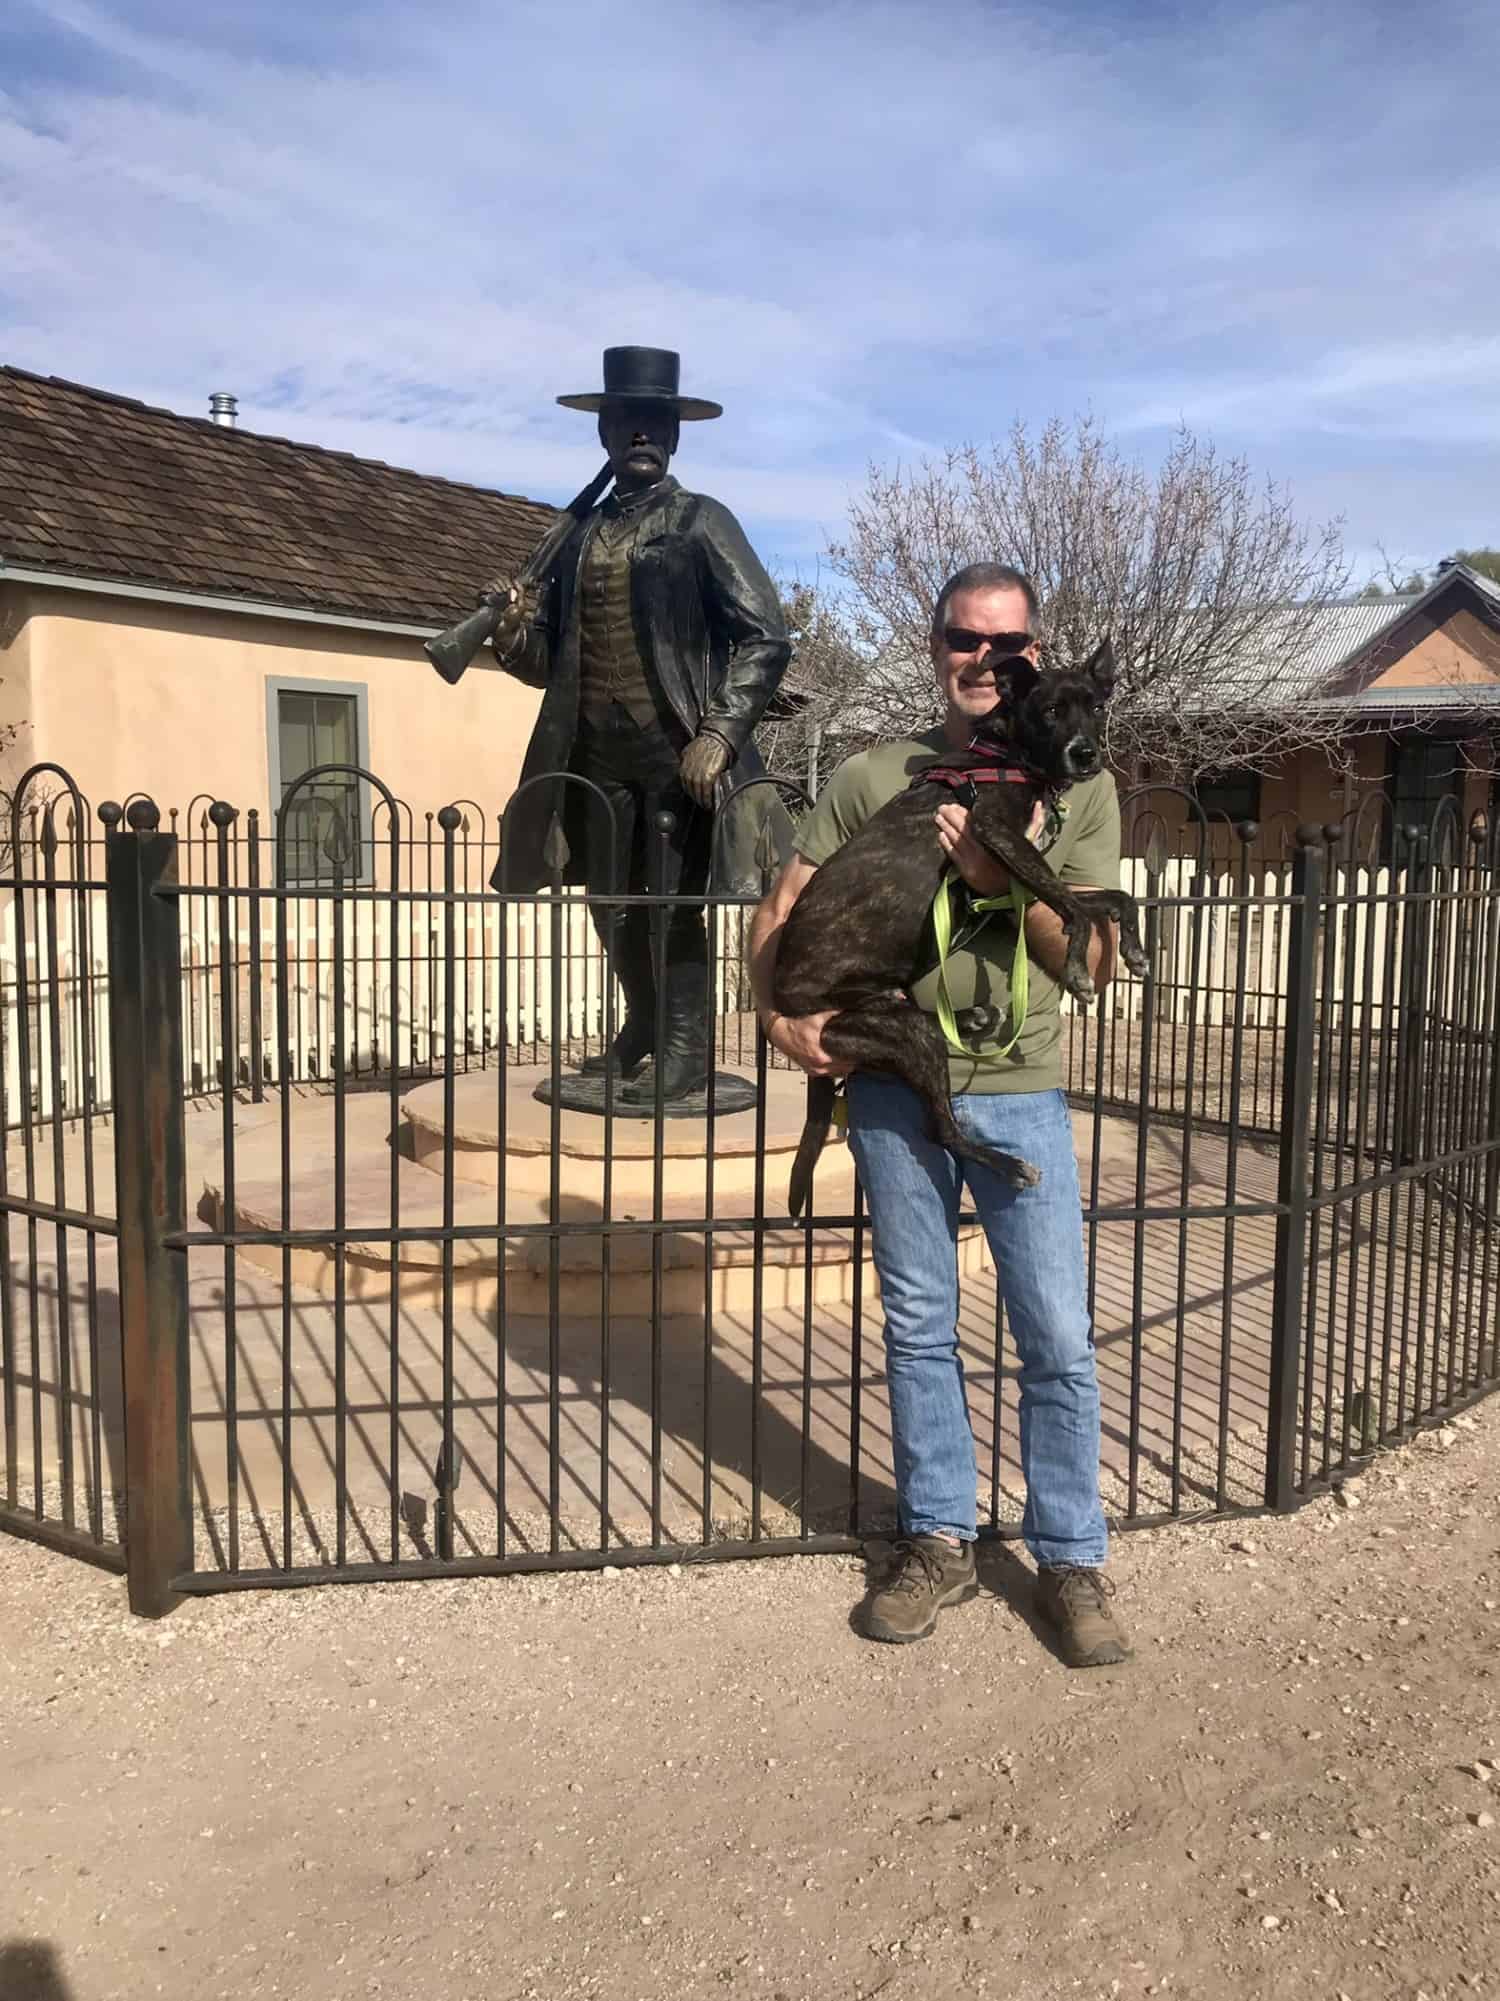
[1265,824,1325,1511]
[1391,825,1431,1168]
[107,800,191,1616]
[247,807,265,1101]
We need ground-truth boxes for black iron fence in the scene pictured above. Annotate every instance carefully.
[2,762,1497,1616]
[2,787,772,1114]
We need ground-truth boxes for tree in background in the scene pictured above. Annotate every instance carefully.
[1359,548,1500,596]
[1452,548,1500,586]
[0,696,32,873]
[824,416,1355,779]
[754,579,870,800]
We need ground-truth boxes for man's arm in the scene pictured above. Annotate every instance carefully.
[748,854,845,1075]
[935,796,1119,989]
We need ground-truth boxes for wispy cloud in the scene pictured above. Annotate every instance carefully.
[2,0,1498,576]
[1120,339,1500,443]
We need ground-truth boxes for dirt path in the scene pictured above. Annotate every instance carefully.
[4,1397,1498,2001]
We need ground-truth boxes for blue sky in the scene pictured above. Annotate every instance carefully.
[3,0,1498,584]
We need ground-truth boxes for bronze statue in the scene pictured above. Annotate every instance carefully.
[484,346,792,1105]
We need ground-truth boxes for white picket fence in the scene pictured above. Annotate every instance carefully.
[0,884,760,1122]
[1066,855,1426,1032]
[1,852,1483,1127]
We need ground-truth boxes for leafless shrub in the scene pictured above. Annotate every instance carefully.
[755,577,876,798]
[826,415,1362,779]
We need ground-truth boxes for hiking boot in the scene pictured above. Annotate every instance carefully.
[1035,1565,1132,1668]
[864,1535,978,1644]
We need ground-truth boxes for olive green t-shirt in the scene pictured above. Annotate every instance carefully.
[792,730,1122,1094]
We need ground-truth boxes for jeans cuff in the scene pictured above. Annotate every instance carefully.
[1028,1543,1109,1569]
[902,1519,977,1544]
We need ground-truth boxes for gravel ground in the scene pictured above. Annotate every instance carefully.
[3,1396,1499,2001]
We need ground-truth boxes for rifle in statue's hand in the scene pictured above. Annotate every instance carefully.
[425,459,614,686]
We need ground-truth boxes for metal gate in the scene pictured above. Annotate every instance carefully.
[0,770,125,1583]
[4,763,1498,1616]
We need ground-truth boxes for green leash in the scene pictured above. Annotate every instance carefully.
[931,870,1034,1064]
[829,869,1035,1132]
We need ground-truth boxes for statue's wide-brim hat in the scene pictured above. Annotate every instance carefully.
[557,346,722,422]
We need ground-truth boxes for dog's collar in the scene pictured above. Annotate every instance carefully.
[917,736,1044,803]
[915,737,1068,849]
[921,762,1034,793]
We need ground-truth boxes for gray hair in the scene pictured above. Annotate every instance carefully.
[931,563,1040,641]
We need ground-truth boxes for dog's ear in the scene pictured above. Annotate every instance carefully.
[999,658,1040,704]
[1083,636,1116,700]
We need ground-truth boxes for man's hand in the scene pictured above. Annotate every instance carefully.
[679,731,733,808]
[763,1007,848,1077]
[478,578,540,661]
[934,799,1046,897]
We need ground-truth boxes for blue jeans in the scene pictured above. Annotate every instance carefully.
[845,1075,1108,1567]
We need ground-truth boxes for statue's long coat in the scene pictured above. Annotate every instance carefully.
[492,480,793,895]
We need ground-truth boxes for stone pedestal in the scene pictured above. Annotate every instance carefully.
[532,1069,759,1118]
[204,1063,992,1317]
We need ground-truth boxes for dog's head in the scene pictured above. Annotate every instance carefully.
[971,636,1116,786]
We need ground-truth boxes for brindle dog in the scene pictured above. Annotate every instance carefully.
[775,639,1149,1217]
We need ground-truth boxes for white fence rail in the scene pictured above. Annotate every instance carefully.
[1,886,760,1122]
[2,852,1487,1127]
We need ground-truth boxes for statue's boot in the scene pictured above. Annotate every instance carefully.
[619,924,710,1106]
[580,905,657,1079]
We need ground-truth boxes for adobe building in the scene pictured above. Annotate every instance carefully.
[1147,566,1500,857]
[0,367,554,856]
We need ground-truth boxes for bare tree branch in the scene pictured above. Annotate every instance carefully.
[754,571,874,797]
[825,415,1362,778]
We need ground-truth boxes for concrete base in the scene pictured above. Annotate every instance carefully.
[202,1064,993,1316]
[16,1084,1325,1547]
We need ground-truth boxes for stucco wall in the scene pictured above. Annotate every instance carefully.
[0,584,39,787]
[1125,730,1493,864]
[1122,592,1500,863]
[1362,602,1500,693]
[4,585,541,823]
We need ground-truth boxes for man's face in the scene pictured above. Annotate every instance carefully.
[931,584,1039,726]
[598,401,679,488]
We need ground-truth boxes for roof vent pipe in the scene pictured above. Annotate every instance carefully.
[209,392,238,429]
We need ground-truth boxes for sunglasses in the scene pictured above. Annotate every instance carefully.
[942,627,1034,657]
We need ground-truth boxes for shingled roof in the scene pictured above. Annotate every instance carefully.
[0,366,558,627]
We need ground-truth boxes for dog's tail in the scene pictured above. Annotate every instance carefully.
[788,1076,839,1221]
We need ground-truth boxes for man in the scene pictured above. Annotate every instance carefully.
[488,345,790,1104]
[748,564,1130,1667]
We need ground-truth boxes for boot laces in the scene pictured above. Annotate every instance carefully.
[885,1537,949,1598]
[1050,1565,1116,1615]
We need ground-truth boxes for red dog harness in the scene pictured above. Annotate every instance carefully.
[915,738,1042,811]
[914,738,1067,851]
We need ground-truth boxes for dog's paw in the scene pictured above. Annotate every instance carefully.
[1122,941,1151,980]
[1062,970,1096,1004]
[1009,1158,1043,1190]
[955,1004,1000,1041]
